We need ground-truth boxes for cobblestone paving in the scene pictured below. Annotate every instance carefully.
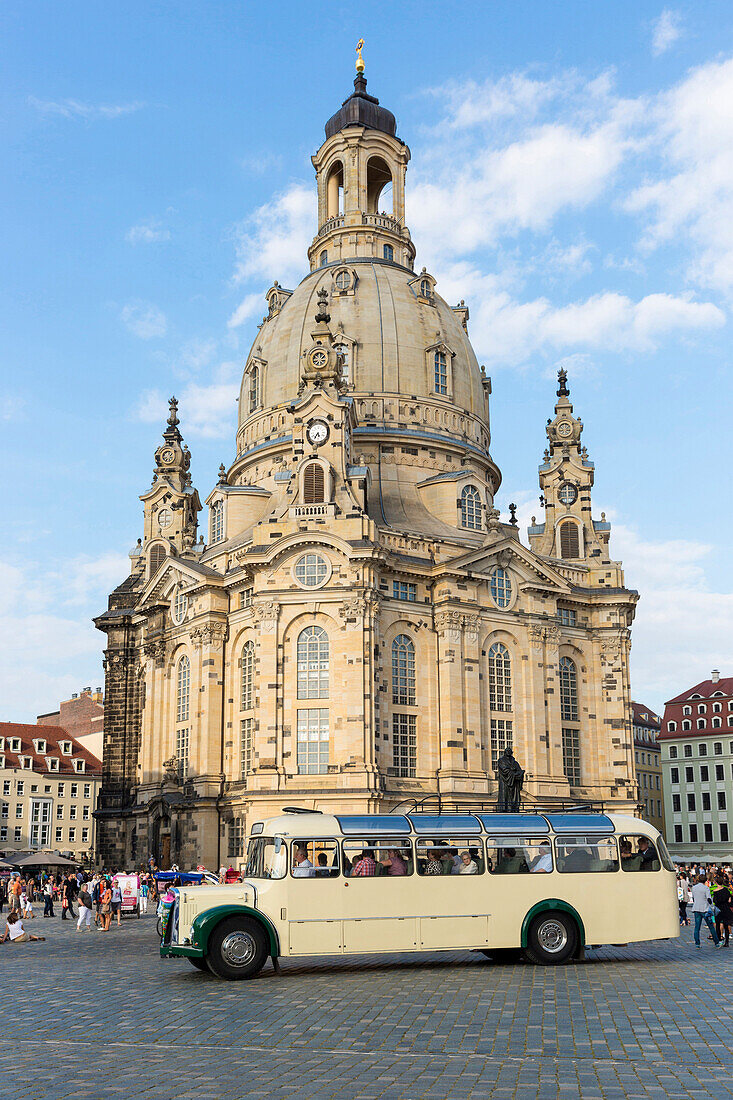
[0,912,731,1099]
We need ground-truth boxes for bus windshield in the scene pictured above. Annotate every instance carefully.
[244,836,287,879]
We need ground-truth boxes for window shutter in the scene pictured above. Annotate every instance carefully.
[303,463,325,504]
[559,521,579,559]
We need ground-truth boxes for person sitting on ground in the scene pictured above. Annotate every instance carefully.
[458,851,478,875]
[1,911,45,944]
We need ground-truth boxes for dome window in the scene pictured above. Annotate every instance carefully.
[249,365,260,413]
[172,589,188,626]
[383,244,394,262]
[332,267,356,295]
[333,343,350,384]
[434,351,448,395]
[460,484,482,530]
[210,500,225,544]
[319,250,328,267]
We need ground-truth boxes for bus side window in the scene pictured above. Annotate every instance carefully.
[555,835,618,873]
[619,834,660,872]
[487,837,551,874]
[415,839,483,876]
[342,839,413,878]
[291,839,340,878]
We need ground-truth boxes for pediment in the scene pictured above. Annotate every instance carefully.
[138,555,223,609]
[437,537,572,594]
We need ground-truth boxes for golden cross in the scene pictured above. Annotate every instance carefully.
[356,38,365,73]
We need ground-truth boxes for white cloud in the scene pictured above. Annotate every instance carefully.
[137,362,239,439]
[427,72,569,131]
[232,184,314,286]
[228,292,264,329]
[126,220,170,244]
[28,96,144,120]
[651,10,683,57]
[121,301,168,339]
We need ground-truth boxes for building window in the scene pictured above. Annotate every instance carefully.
[333,343,350,384]
[667,722,677,733]
[149,543,166,574]
[687,793,696,811]
[722,824,730,843]
[700,765,709,782]
[685,766,693,782]
[717,764,725,782]
[228,818,245,859]
[702,792,711,811]
[303,463,325,504]
[704,823,713,843]
[490,567,512,608]
[296,709,329,774]
[81,828,89,844]
[558,607,576,627]
[16,826,24,843]
[297,626,329,699]
[15,804,22,819]
[16,782,23,796]
[684,744,692,757]
[84,783,91,798]
[460,485,482,530]
[714,741,723,754]
[82,806,89,820]
[562,727,581,786]
[689,824,698,842]
[176,727,189,782]
[673,824,682,843]
[434,350,448,395]
[683,705,691,715]
[490,718,512,771]
[176,655,190,724]
[488,642,511,711]
[240,718,253,781]
[69,805,77,821]
[718,791,727,811]
[294,553,329,588]
[319,250,328,267]
[559,657,579,722]
[210,500,224,544]
[392,635,416,706]
[249,366,259,413]
[239,587,253,609]
[392,581,416,601]
[697,718,705,729]
[240,640,255,711]
[392,713,416,777]
[70,783,78,797]
[698,703,706,714]
[68,828,76,843]
[420,279,431,298]
[672,793,681,811]
[559,521,580,559]
[699,743,707,756]
[713,702,722,713]
[383,244,394,261]
[55,827,62,843]
[172,589,188,625]
[334,269,350,291]
[682,720,691,731]
[56,805,63,820]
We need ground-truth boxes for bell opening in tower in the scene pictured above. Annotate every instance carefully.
[366,156,393,215]
[326,160,344,219]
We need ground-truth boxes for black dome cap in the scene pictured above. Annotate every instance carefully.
[324,74,397,139]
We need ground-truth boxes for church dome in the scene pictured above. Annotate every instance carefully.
[324,74,397,140]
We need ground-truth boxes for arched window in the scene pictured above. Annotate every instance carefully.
[712,717,722,728]
[697,718,706,729]
[249,366,259,413]
[366,156,392,213]
[434,350,447,394]
[319,250,328,267]
[559,655,580,786]
[460,484,482,530]
[392,635,415,706]
[176,655,190,724]
[333,343,350,384]
[240,640,255,712]
[326,160,343,218]
[698,703,706,713]
[210,500,224,544]
[490,567,512,608]
[682,719,691,730]
[559,521,580,559]
[383,244,394,261]
[303,463,325,504]
[488,643,511,711]
[297,626,329,699]
[149,544,166,575]
[667,721,677,732]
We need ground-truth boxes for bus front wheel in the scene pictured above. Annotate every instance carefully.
[524,911,578,965]
[187,956,210,973]
[206,917,269,981]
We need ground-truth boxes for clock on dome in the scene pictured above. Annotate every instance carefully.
[556,421,573,439]
[307,419,329,446]
[160,448,176,464]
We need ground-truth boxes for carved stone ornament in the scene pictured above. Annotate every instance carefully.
[463,614,480,644]
[253,601,279,632]
[435,609,478,643]
[338,589,379,622]
[105,652,129,680]
[143,640,167,666]
[191,623,227,649]
[600,634,623,664]
[529,623,559,651]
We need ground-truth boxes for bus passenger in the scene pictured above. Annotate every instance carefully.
[496,848,525,874]
[351,849,377,877]
[424,850,443,876]
[381,849,407,876]
[530,844,552,873]
[637,837,657,870]
[459,852,478,874]
[292,846,315,877]
[315,853,331,877]
[620,841,641,871]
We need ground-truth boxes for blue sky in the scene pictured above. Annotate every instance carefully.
[2,1,732,720]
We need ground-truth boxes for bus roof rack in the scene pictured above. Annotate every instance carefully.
[282,806,323,814]
[390,795,608,815]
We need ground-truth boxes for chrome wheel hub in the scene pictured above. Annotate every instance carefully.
[221,930,256,967]
[538,919,567,953]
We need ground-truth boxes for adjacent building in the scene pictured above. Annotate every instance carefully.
[95,59,640,871]
[631,702,664,834]
[0,723,102,862]
[659,671,733,862]
[37,686,104,761]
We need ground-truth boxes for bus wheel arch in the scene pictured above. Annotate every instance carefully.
[206,915,269,981]
[521,900,584,966]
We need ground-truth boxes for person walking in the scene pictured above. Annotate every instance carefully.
[139,879,149,915]
[712,872,733,947]
[100,880,112,931]
[76,883,93,932]
[691,875,723,949]
[110,880,122,927]
[42,880,54,918]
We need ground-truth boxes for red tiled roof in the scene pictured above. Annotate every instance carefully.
[0,722,101,776]
[665,677,733,704]
[631,702,661,729]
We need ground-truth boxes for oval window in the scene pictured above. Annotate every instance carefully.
[490,567,512,608]
[294,553,329,588]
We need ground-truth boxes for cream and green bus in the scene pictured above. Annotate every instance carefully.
[160,809,679,980]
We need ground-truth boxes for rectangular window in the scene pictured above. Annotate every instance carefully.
[15,826,23,842]
[296,709,329,775]
[672,794,681,811]
[702,792,711,811]
[490,718,512,771]
[57,783,64,796]
[176,727,189,781]
[557,607,576,627]
[83,784,91,798]
[716,764,725,781]
[392,581,417,601]
[392,713,416,777]
[342,839,410,879]
[81,828,89,843]
[1,804,7,820]
[669,746,678,759]
[555,835,618,873]
[240,717,253,780]
[69,805,77,820]
[670,767,679,784]
[17,782,23,795]
[486,836,551,874]
[30,799,51,824]
[689,824,698,842]
[722,824,730,843]
[392,639,416,706]
[718,791,727,811]
[685,766,694,783]
[684,744,692,757]
[0,826,6,842]
[700,765,709,782]
[655,775,660,789]
[562,727,581,786]
[82,806,89,820]
[674,824,683,843]
[699,743,708,756]
[291,839,342,878]
[635,751,639,764]
[228,818,245,860]
[70,783,78,797]
[714,741,723,755]
[434,350,448,395]
[56,805,63,820]
[1,781,8,795]
[704,823,713,842]
[240,587,253,609]
[687,793,696,811]
[68,828,76,843]
[643,773,647,788]
[15,804,22,819]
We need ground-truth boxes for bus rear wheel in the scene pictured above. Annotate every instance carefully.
[206,917,268,981]
[525,911,577,965]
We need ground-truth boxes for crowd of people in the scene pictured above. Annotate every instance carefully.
[676,864,733,948]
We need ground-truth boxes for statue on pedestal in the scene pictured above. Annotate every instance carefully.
[496,747,524,813]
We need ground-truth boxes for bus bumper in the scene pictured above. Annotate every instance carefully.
[160,943,205,960]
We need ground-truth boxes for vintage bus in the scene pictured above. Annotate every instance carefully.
[160,809,679,980]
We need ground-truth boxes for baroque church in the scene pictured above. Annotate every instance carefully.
[95,60,639,870]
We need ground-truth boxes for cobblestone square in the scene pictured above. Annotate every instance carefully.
[0,913,731,1099]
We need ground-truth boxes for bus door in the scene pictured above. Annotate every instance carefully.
[286,838,343,955]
